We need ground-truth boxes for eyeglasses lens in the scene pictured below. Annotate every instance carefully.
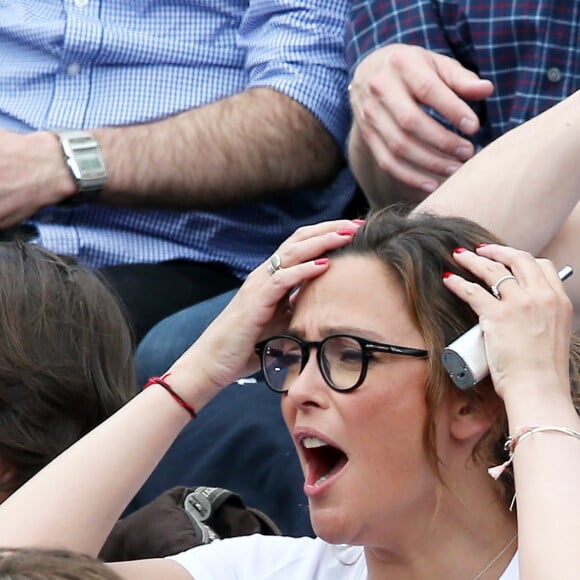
[263,335,365,391]
[263,337,302,392]
[322,335,364,390]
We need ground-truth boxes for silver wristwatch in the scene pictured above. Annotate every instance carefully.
[53,129,107,202]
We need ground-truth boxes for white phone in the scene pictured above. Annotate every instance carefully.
[441,266,574,389]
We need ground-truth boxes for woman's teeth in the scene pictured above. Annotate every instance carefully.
[302,436,327,449]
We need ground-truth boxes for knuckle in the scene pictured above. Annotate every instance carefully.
[397,109,419,132]
[412,77,435,102]
[387,134,407,157]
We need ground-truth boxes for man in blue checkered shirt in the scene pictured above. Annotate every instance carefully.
[0,1,355,341]
[346,0,580,209]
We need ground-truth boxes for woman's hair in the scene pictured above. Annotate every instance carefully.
[0,243,135,493]
[333,207,580,504]
[0,547,121,580]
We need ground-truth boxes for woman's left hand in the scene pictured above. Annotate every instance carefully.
[443,245,573,401]
[168,219,363,404]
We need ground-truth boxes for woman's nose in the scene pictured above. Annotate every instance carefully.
[285,354,329,409]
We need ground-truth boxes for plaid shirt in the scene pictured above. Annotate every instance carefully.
[346,0,580,147]
[0,1,354,275]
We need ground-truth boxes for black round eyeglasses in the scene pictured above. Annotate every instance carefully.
[254,333,429,393]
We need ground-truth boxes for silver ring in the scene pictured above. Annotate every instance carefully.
[266,253,282,277]
[490,274,516,300]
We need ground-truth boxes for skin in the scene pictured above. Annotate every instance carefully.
[0,220,575,579]
[348,44,493,205]
[282,255,517,579]
[0,88,342,226]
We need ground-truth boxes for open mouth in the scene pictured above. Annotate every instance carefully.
[300,435,348,488]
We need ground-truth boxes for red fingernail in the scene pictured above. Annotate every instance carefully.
[314,258,330,266]
[453,247,468,253]
[442,271,454,279]
[337,228,356,236]
[352,219,366,225]
[476,243,490,249]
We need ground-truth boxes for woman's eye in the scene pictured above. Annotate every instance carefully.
[279,352,302,367]
[338,348,364,364]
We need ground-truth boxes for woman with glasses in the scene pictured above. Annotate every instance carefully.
[0,205,577,580]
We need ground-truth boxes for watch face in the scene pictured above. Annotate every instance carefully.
[77,149,106,177]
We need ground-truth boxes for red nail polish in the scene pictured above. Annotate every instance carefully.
[337,228,356,236]
[453,247,468,253]
[476,243,490,249]
[442,271,454,279]
[314,258,330,266]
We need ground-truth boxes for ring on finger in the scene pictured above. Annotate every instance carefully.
[490,274,516,300]
[266,253,282,277]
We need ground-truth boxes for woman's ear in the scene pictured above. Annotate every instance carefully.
[448,392,498,442]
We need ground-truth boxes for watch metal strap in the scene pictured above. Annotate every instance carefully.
[53,129,107,199]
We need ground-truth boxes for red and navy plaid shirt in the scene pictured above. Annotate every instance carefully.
[346,0,580,147]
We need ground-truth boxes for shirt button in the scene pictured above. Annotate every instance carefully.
[67,63,81,76]
[546,67,562,83]
[74,0,89,6]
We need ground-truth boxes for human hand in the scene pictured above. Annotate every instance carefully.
[167,219,364,401]
[349,44,494,193]
[0,130,75,226]
[443,245,573,401]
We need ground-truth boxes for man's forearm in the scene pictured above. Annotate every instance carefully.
[92,88,343,208]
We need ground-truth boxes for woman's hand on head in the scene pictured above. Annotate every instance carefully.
[443,245,573,400]
[168,219,364,399]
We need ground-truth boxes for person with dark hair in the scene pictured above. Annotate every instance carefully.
[0,204,577,578]
[0,242,134,498]
[129,87,580,536]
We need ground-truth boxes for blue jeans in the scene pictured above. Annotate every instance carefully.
[129,290,313,537]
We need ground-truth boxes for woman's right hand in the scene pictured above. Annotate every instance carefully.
[166,219,363,407]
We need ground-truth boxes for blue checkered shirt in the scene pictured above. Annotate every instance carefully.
[0,1,355,276]
[347,0,580,147]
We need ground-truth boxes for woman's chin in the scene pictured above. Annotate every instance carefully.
[311,510,356,545]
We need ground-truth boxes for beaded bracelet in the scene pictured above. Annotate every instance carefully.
[142,372,196,420]
[488,424,580,481]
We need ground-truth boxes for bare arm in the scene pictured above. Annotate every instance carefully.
[413,90,580,322]
[0,88,342,226]
[0,220,360,564]
[446,245,580,579]
[93,88,342,208]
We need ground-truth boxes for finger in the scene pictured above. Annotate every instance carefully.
[359,106,466,183]
[473,244,551,294]
[451,247,520,301]
[361,127,441,193]
[426,53,494,129]
[274,228,358,272]
[285,219,363,244]
[366,73,476,162]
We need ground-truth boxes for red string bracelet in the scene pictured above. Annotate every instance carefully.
[142,372,196,420]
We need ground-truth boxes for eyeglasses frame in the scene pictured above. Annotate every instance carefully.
[254,333,429,393]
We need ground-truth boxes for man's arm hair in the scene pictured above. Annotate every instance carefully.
[93,88,343,208]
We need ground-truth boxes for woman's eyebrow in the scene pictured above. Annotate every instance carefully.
[286,325,392,342]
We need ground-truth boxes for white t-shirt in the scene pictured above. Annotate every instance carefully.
[167,535,520,579]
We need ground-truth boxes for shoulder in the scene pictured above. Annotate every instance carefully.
[167,535,365,579]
